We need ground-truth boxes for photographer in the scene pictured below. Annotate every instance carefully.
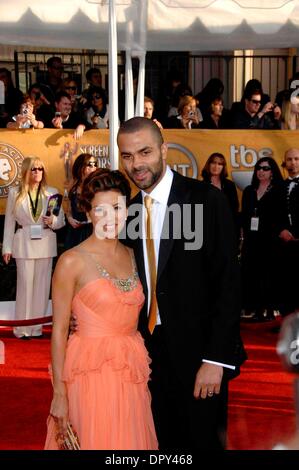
[144,96,163,129]
[6,98,44,129]
[231,88,281,129]
[166,95,202,129]
[60,78,88,115]
[85,87,109,129]
[45,91,91,140]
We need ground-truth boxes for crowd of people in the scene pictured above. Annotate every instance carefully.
[1,59,299,134]
[1,57,299,450]
[0,58,108,139]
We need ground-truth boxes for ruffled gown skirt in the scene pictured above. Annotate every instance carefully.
[44,278,158,450]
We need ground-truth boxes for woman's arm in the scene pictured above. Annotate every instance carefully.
[30,114,44,129]
[2,188,16,261]
[50,251,78,438]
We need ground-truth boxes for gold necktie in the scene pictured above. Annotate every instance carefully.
[144,195,157,334]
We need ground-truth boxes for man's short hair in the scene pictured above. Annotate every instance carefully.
[284,148,299,159]
[118,117,164,146]
[86,67,102,82]
[144,96,154,107]
[55,91,71,103]
[47,56,62,69]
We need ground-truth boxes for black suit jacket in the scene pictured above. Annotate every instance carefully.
[276,179,299,238]
[125,171,246,387]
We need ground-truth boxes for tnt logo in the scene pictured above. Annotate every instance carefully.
[0,340,4,364]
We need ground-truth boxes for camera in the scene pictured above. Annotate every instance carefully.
[22,105,29,115]
[55,111,61,117]
[188,111,195,118]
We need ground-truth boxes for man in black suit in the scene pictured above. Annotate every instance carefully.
[117,117,245,450]
[277,148,299,316]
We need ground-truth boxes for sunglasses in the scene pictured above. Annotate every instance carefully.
[65,86,77,91]
[92,94,102,100]
[86,161,98,168]
[250,99,261,105]
[256,166,271,171]
[31,167,44,172]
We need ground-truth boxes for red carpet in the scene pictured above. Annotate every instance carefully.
[228,319,296,450]
[0,321,296,450]
[0,327,52,450]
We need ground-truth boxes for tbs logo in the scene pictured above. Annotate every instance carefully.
[230,144,273,190]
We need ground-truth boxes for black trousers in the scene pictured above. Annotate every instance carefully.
[146,325,228,451]
[277,240,299,316]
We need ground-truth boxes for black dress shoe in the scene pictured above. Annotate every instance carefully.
[250,310,266,322]
[19,335,31,340]
[265,309,275,321]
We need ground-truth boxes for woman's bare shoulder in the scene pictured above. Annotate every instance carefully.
[55,248,85,274]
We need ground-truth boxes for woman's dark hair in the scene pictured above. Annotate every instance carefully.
[80,168,131,212]
[28,83,42,95]
[208,96,223,114]
[87,86,107,106]
[201,152,228,181]
[86,67,102,82]
[171,83,193,107]
[201,78,224,98]
[251,156,284,189]
[69,153,94,195]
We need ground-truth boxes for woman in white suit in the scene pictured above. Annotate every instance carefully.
[2,156,65,339]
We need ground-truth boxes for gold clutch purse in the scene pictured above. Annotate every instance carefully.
[56,422,80,450]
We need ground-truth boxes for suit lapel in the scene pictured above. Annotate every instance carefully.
[21,193,35,222]
[128,192,148,297]
[129,172,191,285]
[157,172,190,280]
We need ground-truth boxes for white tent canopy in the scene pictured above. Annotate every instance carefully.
[1,0,299,51]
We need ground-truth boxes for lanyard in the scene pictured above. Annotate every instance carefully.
[28,184,41,218]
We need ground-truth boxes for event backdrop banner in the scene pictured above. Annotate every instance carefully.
[0,128,297,214]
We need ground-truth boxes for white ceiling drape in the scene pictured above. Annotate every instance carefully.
[2,0,299,168]
[0,0,299,51]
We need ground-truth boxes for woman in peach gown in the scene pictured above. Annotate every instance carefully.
[45,169,158,450]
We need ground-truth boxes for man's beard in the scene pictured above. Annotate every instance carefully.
[130,161,163,190]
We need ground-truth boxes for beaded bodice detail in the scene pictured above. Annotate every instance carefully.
[93,256,139,293]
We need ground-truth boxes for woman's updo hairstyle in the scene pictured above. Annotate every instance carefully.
[80,168,131,213]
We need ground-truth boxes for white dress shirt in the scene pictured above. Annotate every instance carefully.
[141,165,235,370]
[142,165,173,325]
[287,176,299,194]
